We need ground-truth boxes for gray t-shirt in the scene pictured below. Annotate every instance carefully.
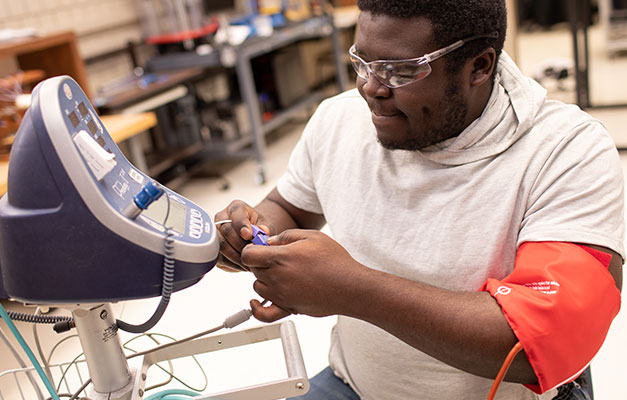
[277,53,625,400]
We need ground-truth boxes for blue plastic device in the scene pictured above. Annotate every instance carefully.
[251,224,269,246]
[0,76,219,303]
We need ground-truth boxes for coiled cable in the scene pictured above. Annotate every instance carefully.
[6,310,72,324]
[116,191,175,334]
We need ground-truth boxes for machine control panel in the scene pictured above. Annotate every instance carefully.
[56,79,213,245]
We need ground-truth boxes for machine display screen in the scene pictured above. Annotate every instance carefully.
[142,195,188,234]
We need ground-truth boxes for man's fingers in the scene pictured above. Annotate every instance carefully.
[258,224,271,236]
[226,202,260,241]
[241,229,314,268]
[241,244,277,269]
[266,229,312,246]
[216,232,250,270]
[216,264,243,273]
[218,221,248,251]
[216,254,248,272]
[250,299,290,323]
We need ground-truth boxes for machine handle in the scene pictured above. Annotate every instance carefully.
[280,320,308,380]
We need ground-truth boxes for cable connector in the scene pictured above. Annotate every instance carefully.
[123,180,165,219]
[223,309,252,329]
[53,319,76,334]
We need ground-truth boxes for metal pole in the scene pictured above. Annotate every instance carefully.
[329,16,349,93]
[73,304,132,398]
[569,0,591,108]
[235,50,267,184]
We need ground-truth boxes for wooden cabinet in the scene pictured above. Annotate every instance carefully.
[0,31,91,98]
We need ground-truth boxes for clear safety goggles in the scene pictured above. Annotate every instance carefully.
[348,32,499,88]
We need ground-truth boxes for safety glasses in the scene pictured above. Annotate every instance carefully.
[348,32,499,88]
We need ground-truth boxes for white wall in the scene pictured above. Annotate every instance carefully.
[0,0,144,93]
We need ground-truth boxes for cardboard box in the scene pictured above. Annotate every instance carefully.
[297,38,335,89]
[273,45,310,108]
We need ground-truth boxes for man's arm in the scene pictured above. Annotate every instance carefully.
[243,229,536,383]
[244,230,623,386]
[351,245,623,384]
[347,267,535,383]
[255,187,326,233]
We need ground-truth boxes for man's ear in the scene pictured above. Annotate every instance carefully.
[470,48,497,87]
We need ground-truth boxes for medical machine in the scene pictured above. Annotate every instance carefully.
[0,76,308,400]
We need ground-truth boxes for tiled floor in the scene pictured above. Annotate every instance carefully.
[1,22,627,400]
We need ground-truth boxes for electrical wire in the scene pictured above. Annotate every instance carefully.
[487,341,524,400]
[0,302,61,400]
[125,343,175,392]
[5,187,178,334]
[116,190,175,334]
[67,378,91,400]
[47,335,79,365]
[0,323,46,399]
[124,333,208,392]
[6,310,72,324]
[67,304,257,400]
[55,352,86,393]
[33,307,55,385]
[127,322,225,361]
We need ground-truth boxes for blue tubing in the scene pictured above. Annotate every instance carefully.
[0,302,60,400]
[145,388,201,399]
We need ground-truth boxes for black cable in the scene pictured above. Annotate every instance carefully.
[6,311,72,324]
[116,191,175,333]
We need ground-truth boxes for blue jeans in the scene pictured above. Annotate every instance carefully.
[289,366,592,400]
[288,367,360,400]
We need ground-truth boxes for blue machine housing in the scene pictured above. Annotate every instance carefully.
[0,77,219,303]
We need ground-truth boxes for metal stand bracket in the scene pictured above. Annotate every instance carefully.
[130,321,309,400]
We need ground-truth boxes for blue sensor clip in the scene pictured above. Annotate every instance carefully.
[251,224,269,246]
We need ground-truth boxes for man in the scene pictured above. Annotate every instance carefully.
[215,1,624,399]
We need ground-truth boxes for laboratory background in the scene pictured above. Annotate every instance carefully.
[0,0,626,399]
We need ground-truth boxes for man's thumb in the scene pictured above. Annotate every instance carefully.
[266,229,310,246]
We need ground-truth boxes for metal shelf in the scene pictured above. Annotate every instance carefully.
[601,0,627,55]
[147,15,350,184]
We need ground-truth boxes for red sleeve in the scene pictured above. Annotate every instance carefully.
[479,242,620,393]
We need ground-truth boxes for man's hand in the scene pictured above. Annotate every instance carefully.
[241,229,365,322]
[214,200,271,272]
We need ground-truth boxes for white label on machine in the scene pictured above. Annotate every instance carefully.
[128,168,145,185]
[73,130,116,181]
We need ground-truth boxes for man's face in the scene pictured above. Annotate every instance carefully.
[355,12,471,151]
